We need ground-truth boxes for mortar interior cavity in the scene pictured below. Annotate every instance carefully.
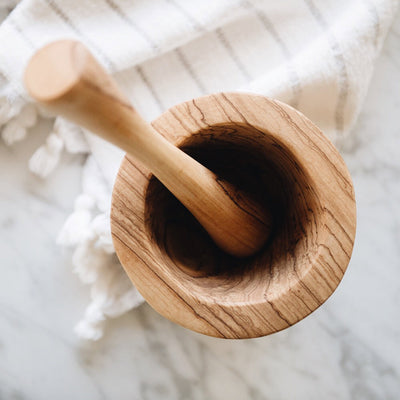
[144,124,320,290]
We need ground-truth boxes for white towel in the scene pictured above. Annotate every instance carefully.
[0,0,398,340]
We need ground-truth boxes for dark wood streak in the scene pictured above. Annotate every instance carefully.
[201,305,243,338]
[191,99,208,127]
[304,245,342,285]
[250,304,280,332]
[219,94,283,142]
[264,298,291,326]
[117,173,146,202]
[290,285,315,312]
[124,156,150,180]
[168,107,194,134]
[324,223,352,259]
[214,178,268,227]
[112,196,145,227]
[323,207,354,243]
[216,306,254,337]
[219,93,249,124]
[289,241,322,309]
[317,255,343,285]
[319,244,346,274]
[184,102,206,132]
[293,265,322,308]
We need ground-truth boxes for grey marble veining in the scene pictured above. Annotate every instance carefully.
[1,11,400,400]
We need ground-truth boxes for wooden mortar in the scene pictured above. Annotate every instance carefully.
[111,92,357,338]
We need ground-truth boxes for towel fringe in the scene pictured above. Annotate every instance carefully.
[28,131,64,178]
[2,103,37,145]
[1,96,90,178]
[57,191,144,340]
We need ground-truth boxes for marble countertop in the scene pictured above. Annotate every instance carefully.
[1,10,400,400]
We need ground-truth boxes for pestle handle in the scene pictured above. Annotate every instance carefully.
[24,40,272,257]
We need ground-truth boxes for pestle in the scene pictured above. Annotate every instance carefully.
[24,40,272,258]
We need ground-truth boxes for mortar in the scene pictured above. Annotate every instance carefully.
[111,92,356,338]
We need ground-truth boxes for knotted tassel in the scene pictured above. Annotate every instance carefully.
[54,117,89,154]
[1,103,37,145]
[74,301,106,341]
[57,194,95,247]
[29,132,64,178]
[0,97,13,126]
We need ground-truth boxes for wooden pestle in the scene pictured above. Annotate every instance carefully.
[24,40,272,257]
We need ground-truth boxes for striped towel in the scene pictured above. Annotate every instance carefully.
[0,0,398,340]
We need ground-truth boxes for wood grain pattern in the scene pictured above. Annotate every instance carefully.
[111,92,357,338]
[24,40,271,257]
